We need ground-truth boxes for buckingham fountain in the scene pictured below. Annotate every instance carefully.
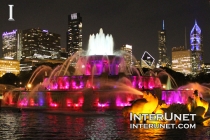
[1,29,208,115]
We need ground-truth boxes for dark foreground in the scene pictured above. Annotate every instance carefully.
[0,108,210,140]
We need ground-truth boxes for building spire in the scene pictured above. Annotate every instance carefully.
[162,20,164,30]
[195,19,197,25]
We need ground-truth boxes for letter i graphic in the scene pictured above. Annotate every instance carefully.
[130,112,133,121]
[8,5,15,21]
[130,124,133,129]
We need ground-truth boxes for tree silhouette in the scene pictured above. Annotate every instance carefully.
[1,73,19,86]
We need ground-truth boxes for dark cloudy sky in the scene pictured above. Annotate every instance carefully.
[1,0,210,63]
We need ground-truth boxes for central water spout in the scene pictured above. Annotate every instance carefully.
[87,28,114,55]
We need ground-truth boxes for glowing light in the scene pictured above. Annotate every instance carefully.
[4,57,14,60]
[50,103,58,107]
[19,98,28,106]
[30,98,35,106]
[162,20,164,30]
[125,44,132,49]
[39,99,44,106]
[162,85,166,89]
[71,13,78,20]
[2,30,17,36]
[190,20,201,34]
[97,103,109,107]
[66,99,72,107]
[73,103,82,107]
[117,103,131,107]
[27,83,32,89]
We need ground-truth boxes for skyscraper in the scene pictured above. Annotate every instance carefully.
[121,44,132,67]
[2,29,22,60]
[67,13,82,57]
[172,46,192,74]
[190,20,203,75]
[22,28,61,59]
[157,20,170,68]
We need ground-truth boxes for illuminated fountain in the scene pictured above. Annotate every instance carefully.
[6,29,169,111]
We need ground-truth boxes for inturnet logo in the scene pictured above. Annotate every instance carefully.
[130,112,197,129]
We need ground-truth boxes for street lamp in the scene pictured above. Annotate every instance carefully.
[27,83,32,90]
[162,84,166,89]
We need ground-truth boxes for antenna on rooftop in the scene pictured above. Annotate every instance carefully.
[162,20,164,30]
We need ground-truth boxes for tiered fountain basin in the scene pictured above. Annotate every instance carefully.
[3,74,193,110]
[11,75,163,110]
[9,88,193,111]
[44,75,162,90]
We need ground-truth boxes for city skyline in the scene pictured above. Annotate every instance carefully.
[1,0,210,63]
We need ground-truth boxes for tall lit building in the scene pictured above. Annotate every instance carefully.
[0,59,20,77]
[22,28,61,59]
[121,44,132,66]
[157,20,170,68]
[67,13,82,56]
[190,20,203,75]
[2,29,22,60]
[172,46,192,74]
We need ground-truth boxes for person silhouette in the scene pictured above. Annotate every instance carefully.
[193,89,203,101]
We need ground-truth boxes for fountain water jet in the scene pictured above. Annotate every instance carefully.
[27,65,52,87]
[87,28,114,56]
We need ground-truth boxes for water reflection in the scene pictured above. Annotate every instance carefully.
[85,117,118,139]
[0,109,210,139]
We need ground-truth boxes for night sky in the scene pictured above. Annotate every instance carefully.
[1,0,210,63]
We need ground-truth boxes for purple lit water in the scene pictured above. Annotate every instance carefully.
[0,109,210,140]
